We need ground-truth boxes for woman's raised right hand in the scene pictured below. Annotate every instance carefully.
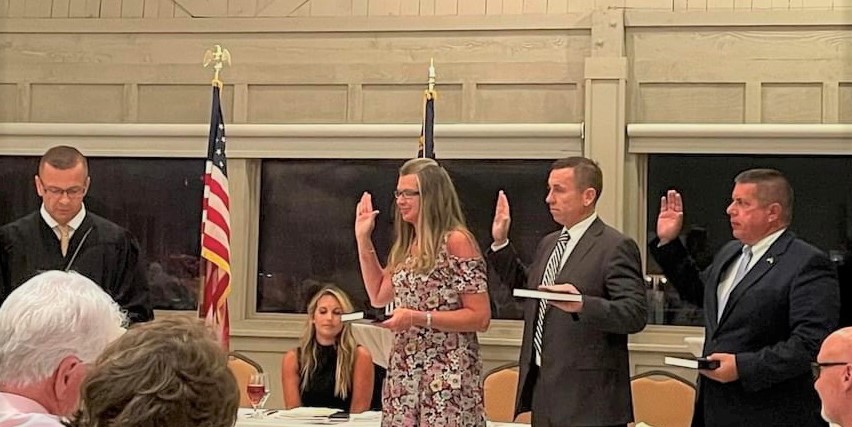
[355,192,380,240]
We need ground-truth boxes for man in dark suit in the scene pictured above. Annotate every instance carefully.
[650,168,840,426]
[488,157,647,427]
[0,146,153,323]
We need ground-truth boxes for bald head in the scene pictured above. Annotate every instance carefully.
[815,327,852,427]
[823,327,852,358]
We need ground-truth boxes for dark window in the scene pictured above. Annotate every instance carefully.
[256,159,557,318]
[646,154,852,326]
[0,156,204,310]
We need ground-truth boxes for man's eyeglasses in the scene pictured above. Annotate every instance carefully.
[43,186,87,198]
[811,361,850,380]
[393,190,420,200]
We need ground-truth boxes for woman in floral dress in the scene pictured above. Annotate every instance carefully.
[355,158,491,427]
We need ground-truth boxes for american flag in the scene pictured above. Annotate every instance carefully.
[199,86,231,349]
[417,89,436,159]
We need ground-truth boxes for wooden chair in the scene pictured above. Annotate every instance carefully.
[483,362,521,422]
[631,370,696,427]
[228,351,263,407]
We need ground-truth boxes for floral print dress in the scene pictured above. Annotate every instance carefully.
[381,237,488,427]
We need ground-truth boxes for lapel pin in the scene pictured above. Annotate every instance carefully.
[767,257,774,265]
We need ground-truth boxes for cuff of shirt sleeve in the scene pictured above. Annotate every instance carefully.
[490,240,510,252]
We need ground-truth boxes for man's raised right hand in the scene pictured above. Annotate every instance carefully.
[657,189,684,245]
[492,190,511,246]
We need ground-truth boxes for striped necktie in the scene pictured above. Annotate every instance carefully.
[533,230,571,365]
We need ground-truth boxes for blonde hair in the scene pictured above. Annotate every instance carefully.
[387,158,478,274]
[299,286,359,400]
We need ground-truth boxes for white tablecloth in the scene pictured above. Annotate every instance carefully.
[350,323,394,369]
[235,408,530,427]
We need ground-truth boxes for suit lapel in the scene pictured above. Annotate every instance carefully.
[529,230,561,289]
[715,231,793,329]
[707,245,740,332]
[555,218,604,287]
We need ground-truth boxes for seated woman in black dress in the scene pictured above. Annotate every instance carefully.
[281,286,374,413]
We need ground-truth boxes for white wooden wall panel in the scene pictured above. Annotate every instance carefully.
[25,0,53,17]
[629,26,852,124]
[761,83,823,123]
[840,83,852,123]
[459,0,487,15]
[399,0,418,15]
[30,84,125,122]
[368,0,400,16]
[0,84,17,121]
[51,0,71,15]
[2,0,848,17]
[6,0,23,16]
[137,84,236,123]
[247,85,349,123]
[121,0,144,16]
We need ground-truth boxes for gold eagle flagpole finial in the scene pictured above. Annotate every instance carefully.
[203,45,232,89]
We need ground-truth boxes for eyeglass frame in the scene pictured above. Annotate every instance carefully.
[811,361,850,380]
[37,173,89,199]
[41,185,88,198]
[393,190,420,200]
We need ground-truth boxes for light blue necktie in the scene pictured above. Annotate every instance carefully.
[718,245,752,321]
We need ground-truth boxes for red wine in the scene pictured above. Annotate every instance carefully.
[247,385,266,404]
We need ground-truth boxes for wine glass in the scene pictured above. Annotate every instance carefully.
[247,372,270,418]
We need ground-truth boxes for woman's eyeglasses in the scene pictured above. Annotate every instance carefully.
[393,190,420,200]
[811,361,849,380]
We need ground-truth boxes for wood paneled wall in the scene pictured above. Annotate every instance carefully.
[1,0,850,18]
[0,22,591,124]
[3,15,850,125]
[628,26,852,124]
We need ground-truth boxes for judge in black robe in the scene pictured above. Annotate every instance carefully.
[0,210,153,323]
[0,145,152,324]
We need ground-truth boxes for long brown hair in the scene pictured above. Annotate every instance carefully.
[299,286,359,399]
[387,158,478,274]
[65,317,239,427]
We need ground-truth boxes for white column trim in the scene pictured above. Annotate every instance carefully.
[628,123,852,155]
[0,122,584,159]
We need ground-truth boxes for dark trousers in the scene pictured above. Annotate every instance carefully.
[530,364,627,427]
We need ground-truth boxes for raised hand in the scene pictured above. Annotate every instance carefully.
[492,190,512,245]
[657,189,684,245]
[355,192,380,241]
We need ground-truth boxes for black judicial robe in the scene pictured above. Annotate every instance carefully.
[0,211,153,323]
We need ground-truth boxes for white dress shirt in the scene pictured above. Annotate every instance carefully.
[0,392,64,427]
[40,204,86,241]
[716,228,786,312]
[492,213,599,272]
